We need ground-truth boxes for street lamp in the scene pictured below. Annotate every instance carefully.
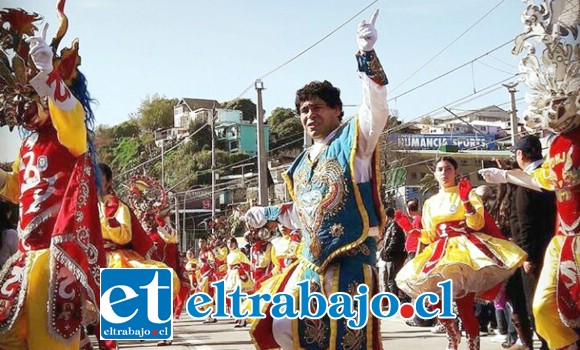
[502,82,519,146]
[255,79,268,205]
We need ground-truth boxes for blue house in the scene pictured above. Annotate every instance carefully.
[212,109,269,156]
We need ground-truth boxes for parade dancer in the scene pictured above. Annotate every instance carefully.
[174,252,193,320]
[185,249,198,292]
[270,225,301,275]
[213,237,229,282]
[243,10,388,349]
[196,237,217,323]
[98,164,161,269]
[395,157,527,350]
[250,229,273,291]
[0,4,106,349]
[479,1,580,348]
[98,164,179,349]
[124,176,180,346]
[126,177,179,270]
[224,237,253,328]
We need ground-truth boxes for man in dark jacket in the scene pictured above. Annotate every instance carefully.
[505,135,556,350]
[381,207,407,297]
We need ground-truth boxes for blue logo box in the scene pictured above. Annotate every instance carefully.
[100,268,173,340]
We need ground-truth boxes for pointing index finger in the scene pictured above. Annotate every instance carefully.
[369,9,379,26]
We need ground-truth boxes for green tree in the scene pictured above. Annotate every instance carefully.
[187,118,212,153]
[94,124,114,165]
[221,98,258,123]
[111,138,143,172]
[112,119,141,139]
[134,94,177,132]
[160,142,198,191]
[267,107,303,149]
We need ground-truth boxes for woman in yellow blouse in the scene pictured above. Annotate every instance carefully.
[270,225,300,275]
[395,156,526,350]
[224,238,254,294]
[224,238,253,328]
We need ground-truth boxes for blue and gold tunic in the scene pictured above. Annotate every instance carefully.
[250,116,385,350]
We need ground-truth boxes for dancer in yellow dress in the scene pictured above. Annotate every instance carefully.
[396,156,527,350]
[270,225,301,275]
[224,238,253,328]
[0,4,106,349]
[98,164,176,274]
[97,163,180,348]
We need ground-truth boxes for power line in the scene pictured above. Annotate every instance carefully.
[488,53,517,69]
[390,0,508,93]
[388,39,515,102]
[476,60,514,75]
[235,0,378,99]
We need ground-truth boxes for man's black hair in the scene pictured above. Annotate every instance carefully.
[295,80,344,121]
[98,163,113,182]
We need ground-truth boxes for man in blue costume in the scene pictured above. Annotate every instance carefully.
[244,9,389,350]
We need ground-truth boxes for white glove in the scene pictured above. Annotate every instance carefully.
[478,168,508,184]
[243,206,267,228]
[356,9,379,52]
[25,24,53,74]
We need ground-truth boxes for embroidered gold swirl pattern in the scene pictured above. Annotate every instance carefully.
[341,281,365,350]
[294,158,348,258]
[302,281,329,347]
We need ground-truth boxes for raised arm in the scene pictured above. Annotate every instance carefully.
[355,10,389,158]
[26,32,87,157]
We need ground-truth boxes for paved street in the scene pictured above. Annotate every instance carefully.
[89,315,541,350]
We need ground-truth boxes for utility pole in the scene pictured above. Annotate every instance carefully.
[255,79,269,206]
[210,106,217,227]
[160,139,165,188]
[503,82,519,146]
[173,194,180,250]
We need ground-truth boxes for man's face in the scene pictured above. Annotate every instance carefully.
[299,97,341,141]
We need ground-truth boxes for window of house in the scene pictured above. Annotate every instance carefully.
[230,140,239,151]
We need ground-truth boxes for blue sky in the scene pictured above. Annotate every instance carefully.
[2,0,529,161]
